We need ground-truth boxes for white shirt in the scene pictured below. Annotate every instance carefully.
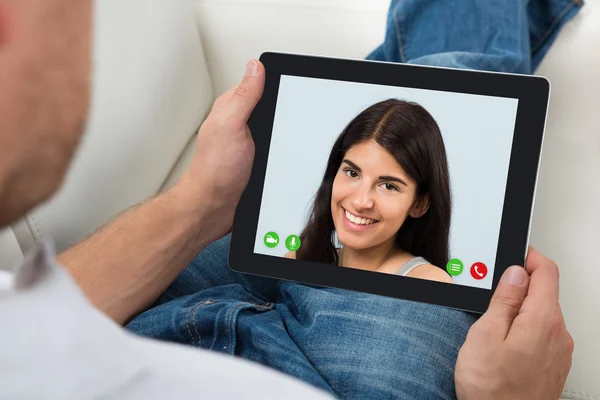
[0,241,332,399]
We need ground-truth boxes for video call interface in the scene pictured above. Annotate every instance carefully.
[254,75,519,290]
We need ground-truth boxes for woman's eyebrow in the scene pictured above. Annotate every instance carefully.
[343,159,408,187]
[342,159,361,171]
[379,175,408,187]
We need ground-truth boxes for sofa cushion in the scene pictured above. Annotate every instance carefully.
[532,1,600,398]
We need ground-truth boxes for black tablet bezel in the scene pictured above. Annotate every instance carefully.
[229,52,549,314]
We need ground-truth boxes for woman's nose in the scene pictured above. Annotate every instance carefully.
[351,186,374,210]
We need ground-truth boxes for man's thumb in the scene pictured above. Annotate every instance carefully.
[482,266,529,340]
[228,60,265,125]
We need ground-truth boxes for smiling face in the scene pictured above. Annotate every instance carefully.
[331,139,429,251]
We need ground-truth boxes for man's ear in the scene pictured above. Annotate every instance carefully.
[409,194,430,218]
[0,3,14,48]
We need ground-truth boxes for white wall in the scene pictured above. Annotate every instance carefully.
[254,75,518,290]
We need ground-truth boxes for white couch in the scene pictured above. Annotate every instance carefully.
[0,0,598,398]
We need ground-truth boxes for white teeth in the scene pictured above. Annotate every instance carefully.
[344,209,374,225]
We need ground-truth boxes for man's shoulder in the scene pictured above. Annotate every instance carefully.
[0,242,146,398]
[0,241,331,399]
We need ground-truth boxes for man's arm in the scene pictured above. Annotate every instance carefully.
[59,60,265,325]
[58,178,218,325]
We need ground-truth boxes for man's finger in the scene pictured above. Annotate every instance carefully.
[520,247,560,316]
[480,265,530,340]
[221,59,265,127]
[524,247,553,275]
[505,248,561,348]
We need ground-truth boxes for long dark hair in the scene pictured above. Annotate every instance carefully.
[297,99,451,270]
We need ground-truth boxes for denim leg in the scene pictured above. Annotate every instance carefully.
[529,0,583,69]
[367,0,582,73]
[261,283,477,399]
[153,234,280,306]
[127,283,336,397]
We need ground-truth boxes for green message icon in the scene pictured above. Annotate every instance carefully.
[264,232,280,248]
[446,258,464,276]
[285,235,301,251]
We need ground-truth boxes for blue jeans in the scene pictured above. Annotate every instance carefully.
[127,1,581,398]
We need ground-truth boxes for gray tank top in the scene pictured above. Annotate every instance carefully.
[396,257,429,276]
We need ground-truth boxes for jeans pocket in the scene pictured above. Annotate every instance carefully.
[185,297,275,355]
[126,284,275,355]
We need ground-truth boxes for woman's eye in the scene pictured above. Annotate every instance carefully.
[345,169,358,178]
[382,183,398,191]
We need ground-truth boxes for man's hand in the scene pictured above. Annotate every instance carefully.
[177,59,265,242]
[60,60,265,324]
[455,248,574,400]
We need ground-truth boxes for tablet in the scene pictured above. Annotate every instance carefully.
[229,52,549,313]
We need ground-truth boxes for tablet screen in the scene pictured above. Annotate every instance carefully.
[253,74,519,290]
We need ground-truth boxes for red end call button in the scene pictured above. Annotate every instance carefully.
[470,262,488,280]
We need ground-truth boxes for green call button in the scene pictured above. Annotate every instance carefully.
[446,258,464,276]
[264,232,279,248]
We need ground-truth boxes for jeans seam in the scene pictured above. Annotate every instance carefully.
[531,1,577,54]
[252,302,274,309]
[393,0,407,63]
[226,301,274,354]
[192,301,208,348]
[186,300,213,347]
[184,302,198,347]
[226,303,246,354]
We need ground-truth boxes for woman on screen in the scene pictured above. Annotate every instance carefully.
[286,99,453,283]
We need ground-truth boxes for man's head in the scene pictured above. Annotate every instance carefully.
[0,0,92,226]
